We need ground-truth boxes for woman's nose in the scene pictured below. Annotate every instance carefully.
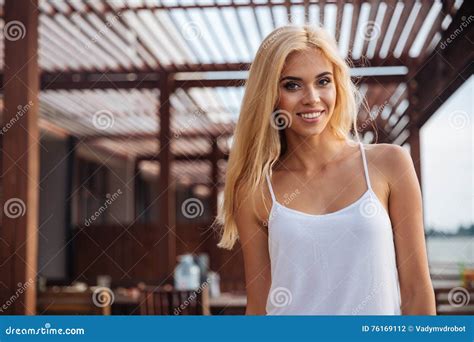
[302,87,321,105]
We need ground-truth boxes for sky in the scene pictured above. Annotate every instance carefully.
[420,76,473,232]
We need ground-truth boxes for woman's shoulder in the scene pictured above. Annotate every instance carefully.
[235,179,273,227]
[362,143,414,183]
[363,143,411,163]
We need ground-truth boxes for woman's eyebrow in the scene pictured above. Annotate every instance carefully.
[280,71,333,82]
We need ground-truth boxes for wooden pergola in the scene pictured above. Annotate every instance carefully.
[0,0,472,314]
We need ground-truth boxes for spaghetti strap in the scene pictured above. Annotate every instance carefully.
[265,174,276,203]
[359,142,372,191]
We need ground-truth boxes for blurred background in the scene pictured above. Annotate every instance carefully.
[0,0,472,316]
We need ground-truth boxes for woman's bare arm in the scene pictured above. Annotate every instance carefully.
[381,144,436,315]
[235,187,272,315]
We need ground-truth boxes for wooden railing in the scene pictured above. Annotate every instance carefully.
[430,263,474,315]
[72,223,245,291]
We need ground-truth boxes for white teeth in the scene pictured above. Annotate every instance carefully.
[299,111,323,119]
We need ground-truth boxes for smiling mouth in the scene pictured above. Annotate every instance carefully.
[296,110,324,119]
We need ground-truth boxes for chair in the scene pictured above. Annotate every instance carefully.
[139,285,210,315]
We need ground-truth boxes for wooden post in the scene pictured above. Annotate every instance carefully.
[205,138,220,267]
[157,71,176,283]
[209,139,219,222]
[0,0,39,315]
[406,75,422,191]
[408,125,422,189]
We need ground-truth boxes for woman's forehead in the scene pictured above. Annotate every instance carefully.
[282,48,333,76]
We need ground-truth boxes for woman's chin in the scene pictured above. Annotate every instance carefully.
[289,123,329,138]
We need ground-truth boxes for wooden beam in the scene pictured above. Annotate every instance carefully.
[0,0,39,315]
[205,138,220,256]
[156,71,176,283]
[387,0,416,57]
[348,0,361,59]
[335,0,344,42]
[373,0,396,60]
[0,68,406,90]
[400,0,431,63]
[0,58,408,90]
[138,150,228,162]
[408,125,422,188]
[361,0,379,57]
[409,1,474,128]
[83,129,234,142]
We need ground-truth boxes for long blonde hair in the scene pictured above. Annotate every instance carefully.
[216,25,362,250]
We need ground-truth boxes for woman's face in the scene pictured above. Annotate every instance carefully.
[276,48,337,138]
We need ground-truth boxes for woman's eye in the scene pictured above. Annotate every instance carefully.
[319,78,331,86]
[283,82,300,91]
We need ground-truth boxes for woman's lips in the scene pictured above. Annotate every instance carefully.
[296,110,324,123]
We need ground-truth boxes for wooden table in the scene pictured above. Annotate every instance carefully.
[209,293,247,315]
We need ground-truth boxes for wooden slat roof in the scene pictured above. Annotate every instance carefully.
[0,0,464,184]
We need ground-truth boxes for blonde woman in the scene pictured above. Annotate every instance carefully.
[216,25,435,315]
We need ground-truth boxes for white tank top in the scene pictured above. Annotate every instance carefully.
[265,142,401,315]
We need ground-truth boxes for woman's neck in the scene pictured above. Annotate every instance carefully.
[279,130,350,174]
